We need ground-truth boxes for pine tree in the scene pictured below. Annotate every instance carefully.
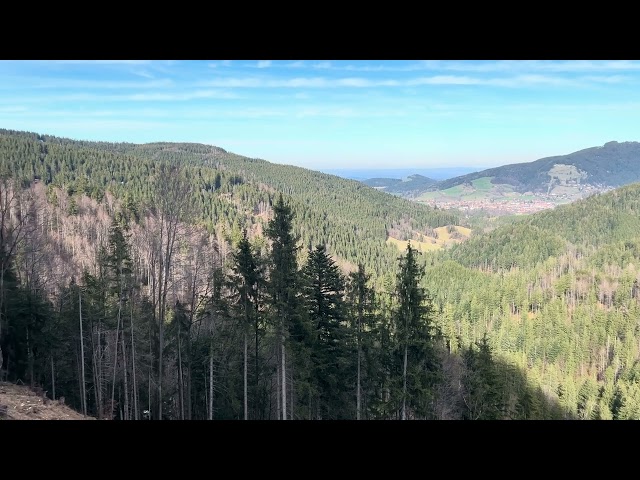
[302,244,349,419]
[347,263,376,420]
[230,230,262,420]
[394,242,435,419]
[265,194,300,420]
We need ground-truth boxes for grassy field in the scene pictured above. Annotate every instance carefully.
[417,176,542,206]
[387,225,472,252]
[417,176,504,201]
[471,177,493,191]
[386,236,441,252]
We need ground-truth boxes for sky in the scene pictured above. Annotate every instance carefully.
[1,59,639,170]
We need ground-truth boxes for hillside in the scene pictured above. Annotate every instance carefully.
[437,141,640,194]
[420,182,640,419]
[0,128,460,286]
[448,182,640,270]
[362,174,438,197]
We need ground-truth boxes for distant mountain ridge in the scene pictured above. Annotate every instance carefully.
[437,141,640,193]
[362,174,438,196]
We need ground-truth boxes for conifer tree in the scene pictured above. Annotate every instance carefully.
[302,244,349,419]
[230,229,262,420]
[394,242,435,419]
[347,263,376,420]
[265,194,300,420]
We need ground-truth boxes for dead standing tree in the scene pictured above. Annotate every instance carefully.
[0,178,32,378]
[145,163,193,420]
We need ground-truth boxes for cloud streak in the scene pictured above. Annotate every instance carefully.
[199,73,626,89]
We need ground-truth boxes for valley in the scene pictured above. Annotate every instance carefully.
[363,142,637,216]
[414,175,608,216]
[2,129,640,420]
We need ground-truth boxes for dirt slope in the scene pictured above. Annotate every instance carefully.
[0,382,94,420]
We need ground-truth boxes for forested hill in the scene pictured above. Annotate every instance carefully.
[436,141,640,193]
[362,174,438,197]
[419,181,640,419]
[447,182,640,270]
[0,128,458,284]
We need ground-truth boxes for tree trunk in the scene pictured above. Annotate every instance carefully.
[244,331,248,420]
[79,291,87,417]
[130,303,138,420]
[402,343,408,421]
[97,318,103,419]
[50,356,56,400]
[281,328,287,420]
[121,334,129,420]
[26,328,34,388]
[110,300,122,420]
[208,340,214,420]
[357,312,361,420]
[255,314,259,419]
[276,358,281,421]
[357,338,361,420]
[178,322,184,420]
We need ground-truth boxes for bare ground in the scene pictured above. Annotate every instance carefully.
[0,382,94,420]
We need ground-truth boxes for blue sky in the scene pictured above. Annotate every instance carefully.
[1,60,639,169]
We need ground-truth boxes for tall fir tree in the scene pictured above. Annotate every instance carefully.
[302,244,350,419]
[347,263,377,420]
[265,194,300,420]
[394,242,436,419]
[230,229,263,420]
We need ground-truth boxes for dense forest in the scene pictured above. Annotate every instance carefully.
[1,129,639,419]
[362,174,438,197]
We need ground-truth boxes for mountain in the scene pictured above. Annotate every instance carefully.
[323,167,480,181]
[448,181,640,270]
[3,127,640,419]
[0,128,460,288]
[420,183,640,419]
[362,174,438,197]
[437,141,640,194]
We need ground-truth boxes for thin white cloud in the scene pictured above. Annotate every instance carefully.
[418,60,640,73]
[208,60,232,68]
[199,74,604,89]
[306,60,640,74]
[126,90,239,101]
[25,78,175,89]
[313,61,332,69]
[131,69,155,79]
[44,60,152,65]
[0,89,241,104]
[257,60,272,68]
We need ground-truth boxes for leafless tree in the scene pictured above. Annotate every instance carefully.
[144,163,193,420]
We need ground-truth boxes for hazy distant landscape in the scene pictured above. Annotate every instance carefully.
[2,60,640,421]
[321,167,481,181]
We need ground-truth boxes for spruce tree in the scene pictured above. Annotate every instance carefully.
[394,242,435,419]
[230,229,262,420]
[302,244,349,419]
[347,263,376,420]
[265,194,300,420]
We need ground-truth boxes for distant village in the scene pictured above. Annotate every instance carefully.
[416,184,612,216]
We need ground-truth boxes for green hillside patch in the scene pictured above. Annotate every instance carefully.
[387,225,472,253]
[471,176,494,191]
